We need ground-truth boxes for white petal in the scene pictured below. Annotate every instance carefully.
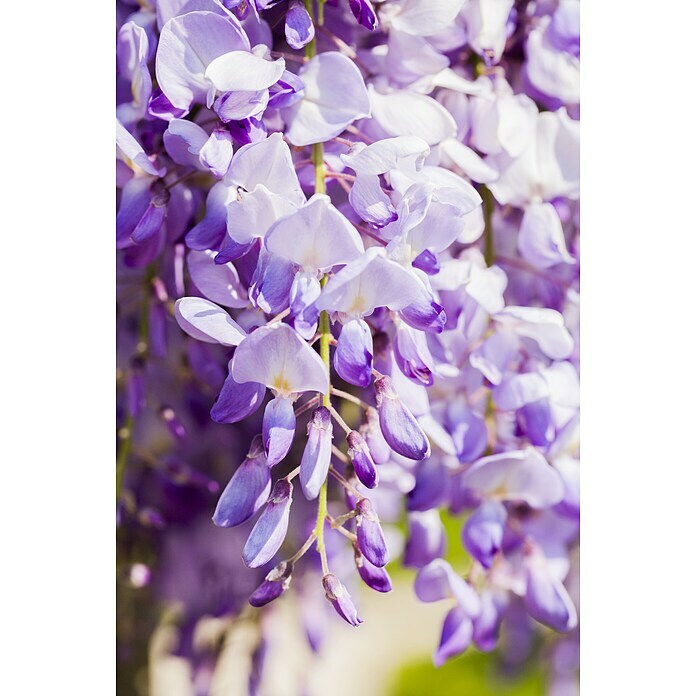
[231,323,329,395]
[518,202,574,269]
[461,448,564,508]
[315,247,424,317]
[226,186,299,244]
[492,372,551,410]
[155,11,250,110]
[440,138,499,184]
[461,0,515,64]
[163,118,209,168]
[265,194,364,271]
[526,24,580,105]
[205,51,285,92]
[368,86,457,145]
[388,0,467,36]
[174,297,247,345]
[283,52,371,146]
[223,132,305,204]
[494,306,574,360]
[340,136,430,175]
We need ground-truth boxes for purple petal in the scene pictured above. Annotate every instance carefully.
[185,182,232,251]
[462,501,507,569]
[473,591,507,652]
[348,174,398,228]
[412,249,440,275]
[434,606,473,667]
[374,376,430,460]
[300,407,333,500]
[361,407,392,465]
[355,552,392,593]
[262,396,297,467]
[403,510,445,568]
[131,192,169,244]
[249,561,293,607]
[393,323,434,386]
[348,0,378,31]
[334,319,373,388]
[400,297,446,334]
[322,573,362,626]
[243,478,293,568]
[407,457,448,512]
[212,437,271,527]
[347,431,379,489]
[249,248,294,314]
[356,498,389,567]
[210,368,265,424]
[285,2,315,50]
[524,558,578,633]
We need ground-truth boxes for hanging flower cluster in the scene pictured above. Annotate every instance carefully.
[117,0,579,681]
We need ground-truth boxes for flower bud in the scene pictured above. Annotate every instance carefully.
[334,319,373,388]
[262,396,297,467]
[354,547,392,593]
[347,430,379,489]
[131,189,169,245]
[249,561,293,607]
[300,407,333,500]
[243,478,294,569]
[361,407,391,464]
[322,573,362,626]
[374,376,431,460]
[393,323,434,386]
[355,498,389,567]
[212,435,271,528]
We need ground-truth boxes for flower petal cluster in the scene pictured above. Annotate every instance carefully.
[116,0,580,684]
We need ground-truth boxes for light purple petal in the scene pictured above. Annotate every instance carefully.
[518,202,575,269]
[300,407,333,500]
[174,297,247,345]
[155,11,250,110]
[283,52,371,146]
[460,448,564,508]
[434,606,473,667]
[262,396,297,467]
[285,2,315,49]
[265,194,364,271]
[334,319,373,388]
[231,323,329,395]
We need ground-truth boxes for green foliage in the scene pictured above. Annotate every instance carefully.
[388,650,546,696]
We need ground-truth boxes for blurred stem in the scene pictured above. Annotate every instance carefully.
[481,184,496,266]
[116,264,155,501]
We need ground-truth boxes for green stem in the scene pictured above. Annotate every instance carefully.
[305,0,330,572]
[481,185,496,266]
